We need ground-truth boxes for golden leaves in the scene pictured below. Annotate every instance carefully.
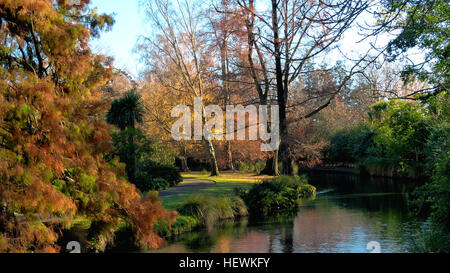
[0,0,175,252]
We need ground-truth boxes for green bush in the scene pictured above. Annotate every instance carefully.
[324,100,431,178]
[134,164,182,192]
[409,93,450,252]
[412,125,450,232]
[150,142,177,166]
[134,172,153,192]
[240,175,316,217]
[357,157,396,177]
[323,124,375,163]
[135,174,171,192]
[238,162,251,173]
[254,161,266,174]
[107,123,182,192]
[138,161,182,186]
[238,161,266,174]
[410,227,450,253]
[149,165,182,186]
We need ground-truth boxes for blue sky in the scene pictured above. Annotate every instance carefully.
[89,1,396,79]
[90,0,145,77]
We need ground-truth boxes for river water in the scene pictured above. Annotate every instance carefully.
[151,172,428,253]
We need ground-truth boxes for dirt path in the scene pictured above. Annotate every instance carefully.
[158,178,215,199]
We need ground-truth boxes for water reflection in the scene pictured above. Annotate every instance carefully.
[150,173,426,253]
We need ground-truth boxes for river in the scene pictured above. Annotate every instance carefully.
[151,172,428,253]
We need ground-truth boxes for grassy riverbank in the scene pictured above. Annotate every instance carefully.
[157,172,317,238]
[157,172,273,237]
[162,172,272,210]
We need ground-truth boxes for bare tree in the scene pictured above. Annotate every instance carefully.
[208,0,243,170]
[234,0,369,174]
[139,0,220,176]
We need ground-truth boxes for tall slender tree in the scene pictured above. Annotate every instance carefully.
[107,90,145,183]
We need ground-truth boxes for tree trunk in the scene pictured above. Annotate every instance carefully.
[244,0,279,176]
[180,156,190,172]
[128,129,137,183]
[272,149,280,176]
[220,42,234,172]
[260,150,280,176]
[199,102,220,177]
[226,141,234,171]
[271,0,293,175]
[206,139,220,176]
[279,140,294,175]
[180,145,191,172]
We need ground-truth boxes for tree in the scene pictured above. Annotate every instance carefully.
[235,0,369,174]
[208,0,245,171]
[370,100,429,175]
[235,0,279,175]
[102,70,136,100]
[107,90,144,130]
[373,0,449,97]
[0,0,175,252]
[107,90,145,183]
[411,92,450,251]
[139,0,220,176]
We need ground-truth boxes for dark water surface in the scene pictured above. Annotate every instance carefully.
[151,173,427,253]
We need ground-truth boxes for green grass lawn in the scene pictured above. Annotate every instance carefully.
[161,172,274,210]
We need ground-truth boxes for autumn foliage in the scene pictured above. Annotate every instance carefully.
[0,0,175,252]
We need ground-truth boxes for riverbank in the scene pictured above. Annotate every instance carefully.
[161,172,272,210]
[300,165,359,175]
[156,173,318,240]
[300,162,425,179]
[157,172,271,237]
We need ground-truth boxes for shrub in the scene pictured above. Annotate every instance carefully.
[358,157,396,177]
[238,161,266,174]
[240,175,316,217]
[135,173,170,192]
[138,161,182,187]
[254,161,266,174]
[152,177,171,190]
[108,127,182,191]
[323,124,375,163]
[238,162,251,173]
[410,227,450,253]
[150,142,177,166]
[108,128,154,183]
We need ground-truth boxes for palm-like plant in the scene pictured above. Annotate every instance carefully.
[107,90,144,130]
[107,90,145,183]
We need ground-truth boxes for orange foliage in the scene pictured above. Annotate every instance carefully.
[0,0,176,252]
